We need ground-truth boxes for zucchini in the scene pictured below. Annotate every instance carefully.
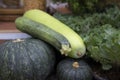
[16,9,86,58]
[15,17,71,55]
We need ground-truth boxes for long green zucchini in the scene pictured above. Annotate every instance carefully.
[16,9,86,58]
[15,17,71,55]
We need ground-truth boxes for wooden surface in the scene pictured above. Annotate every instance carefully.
[0,22,20,33]
[0,9,24,15]
[0,15,22,21]
[0,40,6,44]
[0,22,31,40]
[0,21,21,43]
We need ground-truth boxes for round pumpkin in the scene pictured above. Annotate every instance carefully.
[57,58,93,80]
[0,38,55,80]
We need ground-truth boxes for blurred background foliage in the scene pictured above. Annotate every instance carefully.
[53,0,120,14]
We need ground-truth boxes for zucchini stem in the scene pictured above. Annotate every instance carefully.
[60,44,71,56]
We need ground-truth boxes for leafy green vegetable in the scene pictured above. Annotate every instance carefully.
[84,24,120,70]
[54,6,120,36]
[54,6,120,70]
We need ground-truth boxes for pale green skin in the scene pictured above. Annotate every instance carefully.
[23,9,86,58]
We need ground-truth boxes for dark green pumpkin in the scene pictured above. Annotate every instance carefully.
[57,58,93,80]
[0,38,55,80]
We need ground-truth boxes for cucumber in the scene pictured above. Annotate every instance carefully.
[16,9,86,58]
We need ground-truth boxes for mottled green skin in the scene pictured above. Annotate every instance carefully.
[15,17,70,51]
[0,38,55,80]
[57,58,93,80]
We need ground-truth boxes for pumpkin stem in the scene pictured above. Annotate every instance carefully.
[77,52,81,57]
[13,39,24,42]
[72,62,79,68]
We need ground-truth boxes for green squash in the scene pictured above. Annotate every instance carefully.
[0,38,55,80]
[57,58,93,80]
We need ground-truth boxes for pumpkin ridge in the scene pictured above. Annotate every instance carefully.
[15,41,31,79]
[28,39,55,79]
[25,40,45,79]
[20,41,35,79]
[2,42,11,79]
[41,43,55,73]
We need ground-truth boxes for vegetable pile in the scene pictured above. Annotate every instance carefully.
[0,5,120,80]
[53,6,120,70]
[0,9,94,80]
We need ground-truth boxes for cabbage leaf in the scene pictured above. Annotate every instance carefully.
[84,24,120,70]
